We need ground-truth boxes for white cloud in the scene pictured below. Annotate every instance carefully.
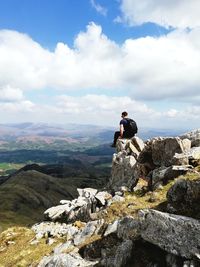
[0,100,35,113]
[0,85,24,102]
[1,23,200,105]
[1,94,199,130]
[90,0,107,16]
[119,0,200,28]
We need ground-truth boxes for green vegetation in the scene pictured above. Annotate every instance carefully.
[0,163,24,175]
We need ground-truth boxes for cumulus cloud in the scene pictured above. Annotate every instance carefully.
[0,85,24,102]
[119,0,200,28]
[90,0,107,16]
[1,23,200,104]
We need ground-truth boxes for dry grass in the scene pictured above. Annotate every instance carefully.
[103,170,200,223]
[0,227,62,267]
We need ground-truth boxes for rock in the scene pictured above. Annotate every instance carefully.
[139,209,200,259]
[117,216,140,240]
[100,240,133,267]
[131,136,145,152]
[44,193,95,223]
[38,252,98,267]
[104,220,118,237]
[116,139,129,152]
[166,178,200,218]
[110,195,125,204]
[172,153,189,165]
[151,137,191,167]
[54,241,75,254]
[110,152,137,191]
[151,165,191,189]
[180,129,200,147]
[114,191,124,196]
[74,220,104,246]
[60,200,71,205]
[32,221,79,239]
[95,191,112,206]
[77,188,98,199]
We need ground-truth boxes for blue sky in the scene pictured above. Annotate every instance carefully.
[0,0,200,130]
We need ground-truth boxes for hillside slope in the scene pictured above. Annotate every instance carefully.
[0,170,79,231]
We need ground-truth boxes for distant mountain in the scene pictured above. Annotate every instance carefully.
[0,122,189,152]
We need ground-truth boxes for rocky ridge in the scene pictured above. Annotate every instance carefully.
[0,129,200,266]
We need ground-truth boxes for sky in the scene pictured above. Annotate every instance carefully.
[0,0,200,130]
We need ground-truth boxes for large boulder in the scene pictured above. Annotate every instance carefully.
[139,209,200,259]
[150,165,193,189]
[167,178,200,219]
[151,137,191,167]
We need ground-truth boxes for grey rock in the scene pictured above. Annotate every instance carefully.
[38,252,98,267]
[172,153,189,165]
[110,151,137,191]
[60,200,71,205]
[151,165,191,189]
[166,178,200,217]
[116,139,129,153]
[104,220,118,237]
[111,195,125,203]
[54,241,75,254]
[95,191,112,206]
[100,240,133,267]
[117,216,140,240]
[77,188,98,199]
[44,195,94,223]
[180,129,200,147]
[114,191,124,196]
[151,137,191,167]
[74,220,104,246]
[139,209,200,259]
[32,221,79,239]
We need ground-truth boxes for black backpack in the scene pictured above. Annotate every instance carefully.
[125,118,138,135]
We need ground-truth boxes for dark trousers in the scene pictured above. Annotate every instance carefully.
[113,131,134,145]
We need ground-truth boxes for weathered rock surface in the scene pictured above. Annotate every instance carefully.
[110,137,145,191]
[44,188,115,223]
[38,252,98,267]
[151,137,191,167]
[139,209,200,259]
[110,134,196,191]
[167,178,200,219]
[99,239,133,267]
[180,129,200,147]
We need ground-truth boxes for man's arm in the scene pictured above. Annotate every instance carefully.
[119,124,124,138]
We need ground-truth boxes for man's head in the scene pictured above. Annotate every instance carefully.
[121,111,128,118]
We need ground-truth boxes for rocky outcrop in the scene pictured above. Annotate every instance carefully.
[110,137,144,191]
[110,132,200,191]
[44,188,126,223]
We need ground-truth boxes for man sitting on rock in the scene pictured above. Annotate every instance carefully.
[111,111,138,147]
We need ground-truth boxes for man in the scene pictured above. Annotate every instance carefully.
[111,111,138,147]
